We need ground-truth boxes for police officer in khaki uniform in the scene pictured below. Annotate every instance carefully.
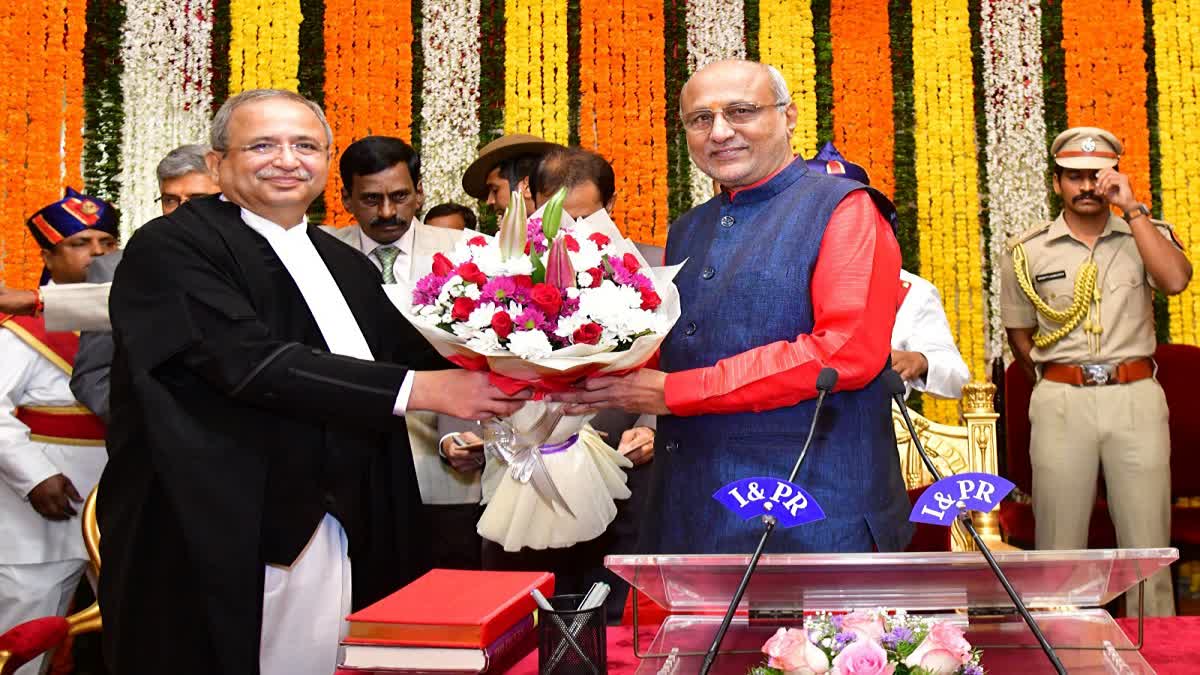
[1000,127,1193,616]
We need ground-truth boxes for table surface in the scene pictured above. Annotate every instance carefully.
[505,616,1200,674]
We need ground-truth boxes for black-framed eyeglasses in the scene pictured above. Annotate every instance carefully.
[681,101,789,133]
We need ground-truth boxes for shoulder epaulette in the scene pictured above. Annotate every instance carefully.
[1006,222,1051,250]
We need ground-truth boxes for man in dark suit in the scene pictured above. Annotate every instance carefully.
[100,89,529,675]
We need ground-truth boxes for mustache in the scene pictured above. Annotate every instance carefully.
[255,167,313,181]
[370,216,407,228]
[1073,192,1103,203]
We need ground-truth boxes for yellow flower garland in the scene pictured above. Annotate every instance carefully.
[759,0,818,156]
[229,0,302,93]
[1153,0,1200,345]
[911,0,985,424]
[504,0,569,144]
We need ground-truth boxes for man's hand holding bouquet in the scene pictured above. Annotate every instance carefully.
[386,189,681,551]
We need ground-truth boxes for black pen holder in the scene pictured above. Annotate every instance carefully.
[538,593,607,675]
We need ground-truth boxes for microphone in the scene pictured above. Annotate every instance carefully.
[883,370,1066,674]
[699,367,838,675]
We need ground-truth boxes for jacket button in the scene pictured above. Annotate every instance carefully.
[701,266,715,280]
[321,493,337,510]
[720,215,735,228]
[684,321,697,335]
[665,440,679,453]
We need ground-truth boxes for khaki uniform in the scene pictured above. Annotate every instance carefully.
[1000,212,1182,616]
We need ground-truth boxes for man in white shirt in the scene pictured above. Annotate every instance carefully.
[324,136,482,569]
[100,89,529,675]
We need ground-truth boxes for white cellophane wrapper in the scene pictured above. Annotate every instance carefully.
[385,209,683,551]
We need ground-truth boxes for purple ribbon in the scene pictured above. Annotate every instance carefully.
[539,434,579,455]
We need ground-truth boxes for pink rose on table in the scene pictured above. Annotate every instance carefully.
[761,628,830,674]
[530,283,563,316]
[904,622,972,673]
[830,638,894,675]
[840,611,886,642]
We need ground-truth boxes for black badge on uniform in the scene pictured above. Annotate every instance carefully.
[1035,270,1067,283]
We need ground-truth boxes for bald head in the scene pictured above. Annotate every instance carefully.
[679,60,798,190]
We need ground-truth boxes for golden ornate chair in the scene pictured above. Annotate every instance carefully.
[0,488,102,674]
[893,382,1011,552]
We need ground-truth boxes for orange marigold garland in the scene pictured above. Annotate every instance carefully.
[1062,0,1151,205]
[829,0,895,198]
[0,1,86,288]
[579,0,669,246]
[322,0,416,226]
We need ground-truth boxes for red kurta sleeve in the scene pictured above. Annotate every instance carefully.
[662,190,901,416]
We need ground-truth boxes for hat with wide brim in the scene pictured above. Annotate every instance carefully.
[462,134,562,200]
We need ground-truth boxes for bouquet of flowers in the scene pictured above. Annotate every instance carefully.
[387,189,681,552]
[749,610,985,675]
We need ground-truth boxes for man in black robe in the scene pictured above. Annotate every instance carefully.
[99,89,528,675]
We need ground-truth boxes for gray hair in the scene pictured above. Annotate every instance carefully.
[209,89,333,152]
[155,144,212,182]
[765,64,791,104]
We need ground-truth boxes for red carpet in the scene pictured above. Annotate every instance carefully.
[504,616,1200,673]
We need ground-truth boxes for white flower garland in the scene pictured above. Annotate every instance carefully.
[980,0,1049,361]
[420,0,482,210]
[117,0,214,239]
[684,0,745,207]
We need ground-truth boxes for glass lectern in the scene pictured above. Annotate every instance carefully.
[606,548,1177,674]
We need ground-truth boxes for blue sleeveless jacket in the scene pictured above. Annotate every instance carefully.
[644,158,913,554]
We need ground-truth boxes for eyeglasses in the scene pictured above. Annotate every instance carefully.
[681,101,789,133]
[236,141,327,157]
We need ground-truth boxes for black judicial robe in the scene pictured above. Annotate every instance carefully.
[99,196,447,675]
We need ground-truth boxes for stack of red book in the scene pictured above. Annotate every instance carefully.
[337,569,555,674]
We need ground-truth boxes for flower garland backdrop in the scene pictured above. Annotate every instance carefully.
[117,0,214,238]
[322,0,416,226]
[0,1,86,289]
[1152,0,1200,346]
[578,0,669,246]
[829,0,895,198]
[229,0,302,93]
[980,0,1048,361]
[684,0,745,207]
[504,0,569,144]
[419,0,483,210]
[911,0,986,424]
[759,0,818,158]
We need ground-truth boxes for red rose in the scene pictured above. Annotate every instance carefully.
[468,235,488,246]
[491,311,514,339]
[451,296,476,321]
[456,262,487,286]
[530,283,563,316]
[524,241,531,254]
[586,267,604,288]
[563,234,580,252]
[640,288,661,310]
[572,322,603,345]
[622,253,641,273]
[513,275,533,288]
[432,252,454,277]
[588,232,610,247]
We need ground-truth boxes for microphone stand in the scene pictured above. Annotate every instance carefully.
[888,373,1066,674]
[697,369,838,675]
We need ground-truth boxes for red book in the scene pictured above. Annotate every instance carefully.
[339,613,536,672]
[344,569,554,648]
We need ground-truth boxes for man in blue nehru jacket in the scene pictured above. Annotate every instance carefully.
[555,59,912,554]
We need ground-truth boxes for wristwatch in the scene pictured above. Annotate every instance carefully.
[1122,203,1151,222]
